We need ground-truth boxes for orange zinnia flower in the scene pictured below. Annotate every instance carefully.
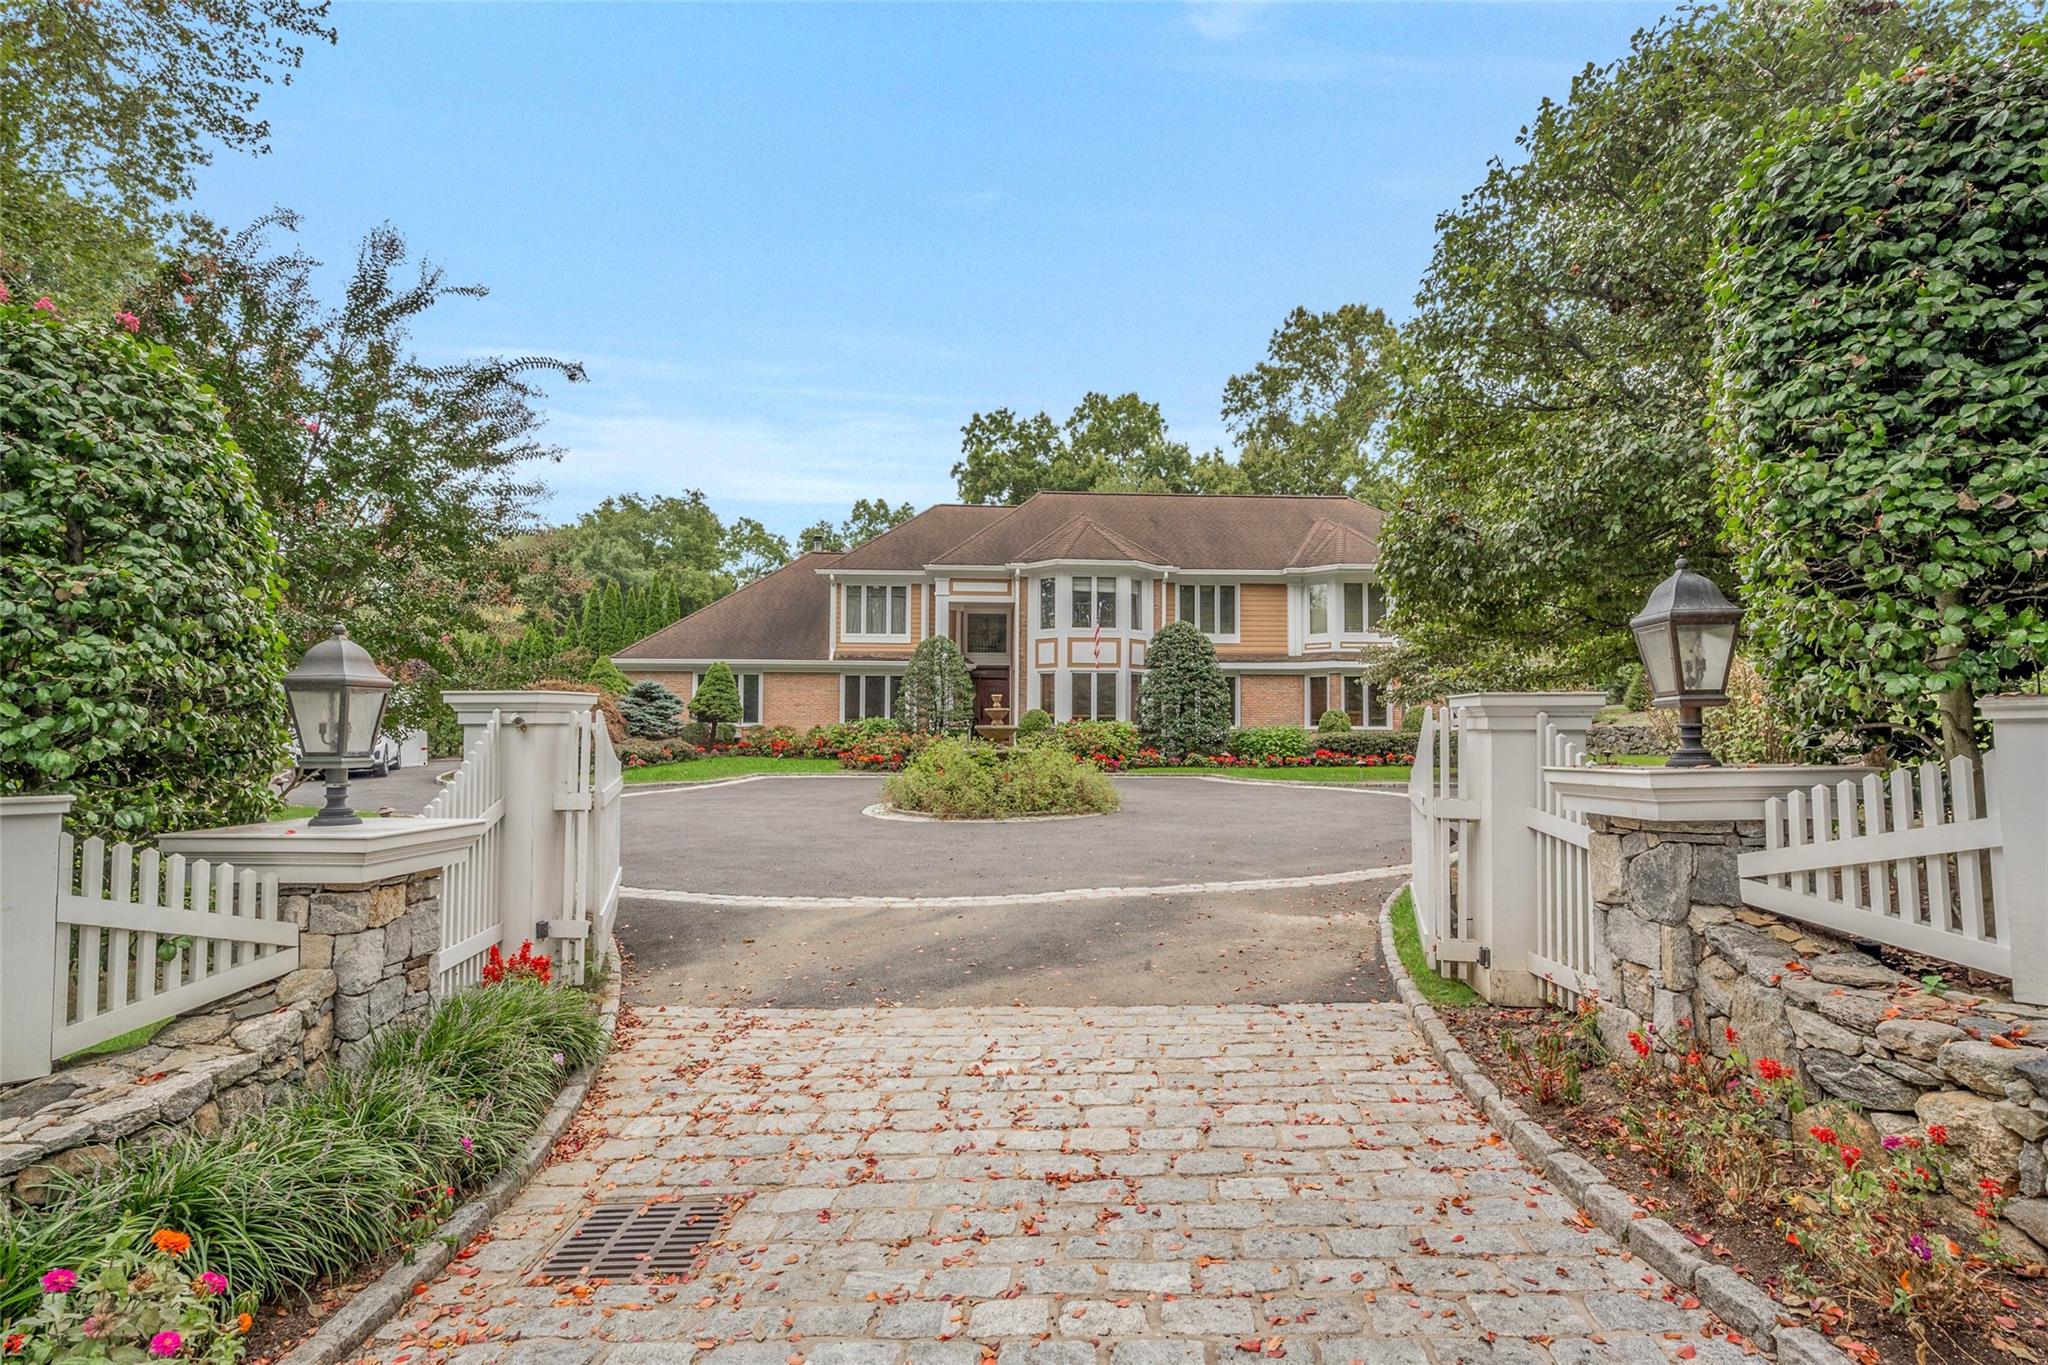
[150,1229,192,1256]
[237,1313,254,1334]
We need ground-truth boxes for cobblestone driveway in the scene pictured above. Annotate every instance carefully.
[355,1007,1742,1365]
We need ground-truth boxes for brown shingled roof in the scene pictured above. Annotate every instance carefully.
[828,504,1012,571]
[615,551,841,661]
[930,491,1382,569]
[1013,515,1164,566]
[1286,518,1382,570]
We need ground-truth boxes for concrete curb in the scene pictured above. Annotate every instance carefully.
[273,964,625,1365]
[1375,886,1804,1359]
[861,801,1110,824]
[620,864,1412,912]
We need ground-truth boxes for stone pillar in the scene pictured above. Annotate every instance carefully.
[1452,692,1606,1005]
[295,868,443,1068]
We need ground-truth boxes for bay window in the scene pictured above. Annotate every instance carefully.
[1039,577,1056,629]
[1308,583,1329,635]
[1070,670,1117,721]
[1073,576,1116,629]
[1344,582,1365,634]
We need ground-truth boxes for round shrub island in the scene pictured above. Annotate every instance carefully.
[882,737,1119,820]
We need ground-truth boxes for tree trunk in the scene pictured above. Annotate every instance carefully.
[1930,590,1979,762]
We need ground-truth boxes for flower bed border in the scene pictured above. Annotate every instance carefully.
[1375,885,1839,1365]
[270,967,623,1365]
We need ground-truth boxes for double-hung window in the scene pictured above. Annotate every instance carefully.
[1130,579,1142,632]
[738,672,762,726]
[1343,582,1366,634]
[1070,671,1117,721]
[1176,583,1237,637]
[844,583,909,639]
[1309,675,1329,721]
[843,674,901,721]
[1039,577,1056,629]
[1307,583,1329,636]
[1366,582,1389,630]
[1072,576,1117,629]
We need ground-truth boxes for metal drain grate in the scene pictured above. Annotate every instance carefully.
[540,1197,734,1279]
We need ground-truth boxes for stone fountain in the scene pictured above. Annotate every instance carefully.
[975,694,1017,747]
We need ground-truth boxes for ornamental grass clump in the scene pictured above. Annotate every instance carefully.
[0,979,603,1331]
[883,737,1118,819]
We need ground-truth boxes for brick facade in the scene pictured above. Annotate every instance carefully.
[1238,674,1306,727]
[763,672,841,731]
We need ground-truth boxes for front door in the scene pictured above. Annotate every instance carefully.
[972,669,1010,725]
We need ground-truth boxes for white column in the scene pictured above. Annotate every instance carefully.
[0,794,73,1084]
[442,690,600,956]
[1451,692,1607,1005]
[1981,694,2048,1005]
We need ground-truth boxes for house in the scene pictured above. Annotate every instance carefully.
[613,491,1399,731]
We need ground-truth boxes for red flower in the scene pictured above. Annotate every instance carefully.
[1724,1025,1739,1044]
[1841,1146,1862,1171]
[1808,1126,1838,1146]
[1926,1124,1948,1145]
[1627,1031,1650,1058]
[1754,1057,1789,1082]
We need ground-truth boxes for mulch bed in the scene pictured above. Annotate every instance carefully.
[1438,1002,2048,1365]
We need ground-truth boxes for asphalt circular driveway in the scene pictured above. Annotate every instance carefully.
[621,774,1409,899]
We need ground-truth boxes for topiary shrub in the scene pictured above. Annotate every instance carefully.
[899,636,975,733]
[1016,707,1052,738]
[617,680,682,737]
[585,654,632,695]
[688,661,743,742]
[1226,725,1312,760]
[1317,709,1351,734]
[1712,42,2048,758]
[882,737,1119,818]
[0,300,290,836]
[1137,621,1232,758]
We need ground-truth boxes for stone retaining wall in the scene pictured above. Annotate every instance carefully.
[1586,814,2048,1253]
[0,868,440,1203]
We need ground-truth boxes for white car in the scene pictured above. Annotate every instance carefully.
[289,732,403,777]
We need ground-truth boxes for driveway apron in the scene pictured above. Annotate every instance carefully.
[354,1005,1731,1365]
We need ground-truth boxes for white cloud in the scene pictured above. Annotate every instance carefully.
[1185,0,1269,43]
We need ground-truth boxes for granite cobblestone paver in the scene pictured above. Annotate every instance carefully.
[352,1006,1744,1365]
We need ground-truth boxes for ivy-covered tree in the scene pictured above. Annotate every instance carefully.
[618,679,683,737]
[1137,622,1232,759]
[1377,0,2028,694]
[689,661,743,741]
[899,637,975,734]
[1711,43,2048,759]
[0,300,290,835]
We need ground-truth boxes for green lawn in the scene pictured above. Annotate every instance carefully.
[1388,887,1482,1007]
[279,804,384,820]
[622,755,845,785]
[1125,765,1411,784]
[1598,754,1670,766]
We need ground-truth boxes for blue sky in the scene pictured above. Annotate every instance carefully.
[194,1,1672,543]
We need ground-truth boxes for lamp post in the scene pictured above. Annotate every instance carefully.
[283,624,394,826]
[1629,559,1743,768]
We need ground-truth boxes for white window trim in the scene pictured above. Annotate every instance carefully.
[843,582,912,643]
[841,673,901,722]
[1176,582,1240,644]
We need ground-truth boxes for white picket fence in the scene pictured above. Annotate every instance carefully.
[1526,716,1596,1002]
[1407,704,1479,970]
[1739,756,2008,978]
[55,836,291,1057]
[423,707,506,994]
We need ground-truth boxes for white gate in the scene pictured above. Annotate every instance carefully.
[554,708,623,985]
[1527,714,1596,1002]
[1407,704,1480,970]
[424,708,506,994]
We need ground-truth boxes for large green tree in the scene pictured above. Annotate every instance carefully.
[798,497,918,554]
[1222,304,1401,504]
[1712,42,2048,760]
[953,392,1239,504]
[130,214,586,675]
[1376,0,2026,697]
[0,0,333,309]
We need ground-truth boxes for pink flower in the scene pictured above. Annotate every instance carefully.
[40,1268,77,1293]
[32,296,56,313]
[149,1330,182,1357]
[459,1136,474,1154]
[196,1271,227,1296]
[0,279,10,303]
[114,311,140,333]
[302,418,320,433]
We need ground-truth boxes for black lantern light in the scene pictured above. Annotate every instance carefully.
[1629,559,1743,769]
[282,623,394,826]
